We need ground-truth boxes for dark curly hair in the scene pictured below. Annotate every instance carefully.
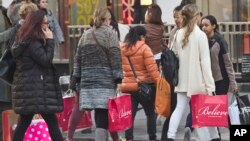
[124,25,147,48]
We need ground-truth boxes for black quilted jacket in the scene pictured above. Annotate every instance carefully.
[11,39,63,114]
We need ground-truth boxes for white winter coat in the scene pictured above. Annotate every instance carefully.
[173,25,215,97]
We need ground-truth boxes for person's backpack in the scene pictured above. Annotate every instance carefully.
[161,46,179,86]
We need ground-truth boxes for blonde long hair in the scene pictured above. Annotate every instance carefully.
[181,4,199,47]
[93,8,111,28]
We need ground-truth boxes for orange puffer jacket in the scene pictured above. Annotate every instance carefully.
[121,41,160,92]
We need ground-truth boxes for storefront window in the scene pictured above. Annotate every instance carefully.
[207,0,233,22]
[239,0,250,21]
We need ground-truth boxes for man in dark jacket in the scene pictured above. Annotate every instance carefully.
[0,1,13,141]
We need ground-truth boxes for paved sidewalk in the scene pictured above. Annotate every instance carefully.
[62,108,230,141]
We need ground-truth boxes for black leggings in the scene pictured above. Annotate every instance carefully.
[94,109,109,129]
[12,113,63,141]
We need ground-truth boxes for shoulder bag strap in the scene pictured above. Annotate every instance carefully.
[127,57,139,82]
[91,31,109,61]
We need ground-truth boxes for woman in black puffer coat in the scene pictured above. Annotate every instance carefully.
[11,10,63,141]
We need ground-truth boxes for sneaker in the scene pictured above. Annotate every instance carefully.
[184,127,191,141]
[81,128,92,134]
[119,137,126,141]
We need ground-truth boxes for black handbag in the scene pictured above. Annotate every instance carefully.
[137,82,154,101]
[0,49,16,86]
[127,57,153,101]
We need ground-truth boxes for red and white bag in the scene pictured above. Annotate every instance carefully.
[108,93,132,132]
[191,94,228,128]
[57,90,92,132]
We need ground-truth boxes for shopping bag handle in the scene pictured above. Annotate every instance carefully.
[234,91,240,97]
[212,92,216,96]
[63,89,76,97]
[234,92,242,112]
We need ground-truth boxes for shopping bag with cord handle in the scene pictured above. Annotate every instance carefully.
[108,93,132,132]
[56,90,93,132]
[191,94,228,128]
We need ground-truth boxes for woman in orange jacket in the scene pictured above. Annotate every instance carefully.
[120,25,160,141]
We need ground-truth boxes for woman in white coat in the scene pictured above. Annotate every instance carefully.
[166,4,221,141]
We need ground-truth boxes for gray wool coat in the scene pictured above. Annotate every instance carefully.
[73,25,123,110]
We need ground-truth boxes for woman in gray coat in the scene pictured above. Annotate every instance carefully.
[70,7,123,141]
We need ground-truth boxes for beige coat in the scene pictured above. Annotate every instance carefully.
[173,25,215,97]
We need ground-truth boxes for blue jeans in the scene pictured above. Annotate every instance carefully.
[125,89,157,140]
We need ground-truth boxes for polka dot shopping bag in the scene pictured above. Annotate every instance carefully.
[23,119,51,141]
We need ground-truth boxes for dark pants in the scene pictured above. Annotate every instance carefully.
[94,109,109,129]
[12,113,63,141]
[94,109,118,140]
[133,6,148,24]
[0,102,12,141]
[125,89,157,140]
[161,84,177,140]
[215,79,229,95]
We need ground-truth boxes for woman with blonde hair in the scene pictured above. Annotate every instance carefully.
[166,4,221,141]
[70,7,123,141]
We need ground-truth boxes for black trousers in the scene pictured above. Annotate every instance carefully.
[94,109,109,129]
[133,6,147,24]
[12,113,63,141]
[125,89,157,140]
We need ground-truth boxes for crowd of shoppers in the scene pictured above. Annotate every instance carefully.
[0,0,237,141]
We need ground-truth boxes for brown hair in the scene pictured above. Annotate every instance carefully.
[181,4,198,47]
[18,9,46,41]
[145,3,163,25]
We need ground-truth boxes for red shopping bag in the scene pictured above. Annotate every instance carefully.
[2,110,19,141]
[191,94,228,128]
[57,93,92,132]
[108,94,132,132]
